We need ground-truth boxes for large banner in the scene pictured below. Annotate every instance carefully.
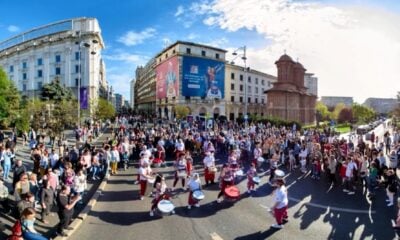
[156,56,179,99]
[182,56,225,99]
[80,87,88,109]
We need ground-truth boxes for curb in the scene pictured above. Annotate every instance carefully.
[54,172,109,239]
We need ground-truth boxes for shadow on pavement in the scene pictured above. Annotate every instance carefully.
[233,227,281,240]
[88,210,159,225]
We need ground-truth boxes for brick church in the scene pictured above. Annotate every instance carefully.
[265,54,317,125]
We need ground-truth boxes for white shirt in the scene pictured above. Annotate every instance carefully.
[49,153,59,168]
[345,161,358,178]
[176,141,185,151]
[275,185,288,209]
[139,166,152,181]
[203,155,215,168]
[253,147,262,159]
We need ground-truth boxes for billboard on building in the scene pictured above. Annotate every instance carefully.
[182,56,225,99]
[80,87,88,109]
[156,56,179,99]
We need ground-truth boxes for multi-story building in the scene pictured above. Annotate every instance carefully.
[363,98,398,114]
[304,73,318,97]
[135,41,277,120]
[0,17,108,107]
[225,63,276,120]
[320,96,354,109]
[134,58,156,114]
[114,93,124,113]
[130,79,135,108]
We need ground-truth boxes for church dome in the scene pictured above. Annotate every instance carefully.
[278,54,293,62]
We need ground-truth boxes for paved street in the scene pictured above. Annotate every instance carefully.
[69,158,397,240]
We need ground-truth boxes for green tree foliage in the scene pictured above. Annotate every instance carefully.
[94,98,116,121]
[316,101,330,121]
[0,67,21,128]
[41,77,73,102]
[352,103,376,124]
[332,103,346,121]
[174,105,190,120]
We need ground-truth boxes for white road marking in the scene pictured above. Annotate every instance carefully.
[288,197,376,214]
[210,232,224,240]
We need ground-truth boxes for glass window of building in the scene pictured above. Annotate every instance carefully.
[248,97,251,103]
[75,78,79,86]
[37,82,42,89]
[55,54,61,63]
[255,98,258,103]
[166,53,168,59]
[22,61,27,69]
[23,84,27,91]
[240,74,243,81]
[75,65,80,73]
[37,70,43,78]
[231,72,235,79]
[9,65,13,72]
[240,84,243,91]
[22,73,27,80]
[248,76,251,83]
[215,53,220,59]
[261,98,264,104]
[248,86,251,93]
[262,79,265,85]
[231,83,235,90]
[255,87,258,94]
[172,49,176,54]
[255,78,258,84]
[231,96,235,102]
[37,58,43,66]
[239,96,243,103]
[201,50,206,56]
[75,52,80,60]
[55,67,61,75]
[268,81,271,87]
[186,48,191,54]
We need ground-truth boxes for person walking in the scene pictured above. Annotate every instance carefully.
[40,180,54,224]
[270,178,289,229]
[56,185,81,237]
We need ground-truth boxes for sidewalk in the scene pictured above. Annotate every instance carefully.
[0,128,112,239]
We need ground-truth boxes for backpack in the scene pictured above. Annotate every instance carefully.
[7,219,23,240]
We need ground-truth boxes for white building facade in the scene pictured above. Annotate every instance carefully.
[130,79,135,108]
[0,17,107,104]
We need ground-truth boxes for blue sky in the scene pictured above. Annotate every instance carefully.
[1,0,399,103]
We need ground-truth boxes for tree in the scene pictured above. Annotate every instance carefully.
[174,105,190,120]
[332,103,346,121]
[41,77,73,102]
[352,103,376,124]
[338,107,353,124]
[94,98,116,121]
[0,67,21,128]
[316,101,330,121]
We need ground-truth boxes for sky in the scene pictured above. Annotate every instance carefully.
[0,0,399,103]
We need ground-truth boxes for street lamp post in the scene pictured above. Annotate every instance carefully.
[232,46,247,128]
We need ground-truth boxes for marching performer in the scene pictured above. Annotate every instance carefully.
[217,163,234,203]
[270,178,289,229]
[138,162,153,200]
[247,163,258,193]
[150,174,171,216]
[185,151,194,178]
[187,173,202,209]
[253,143,263,168]
[203,151,216,186]
[172,153,188,189]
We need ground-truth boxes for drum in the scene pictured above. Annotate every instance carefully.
[235,169,244,177]
[275,169,285,179]
[252,176,261,185]
[192,190,205,201]
[157,200,175,216]
[177,171,187,178]
[208,166,217,173]
[224,185,240,202]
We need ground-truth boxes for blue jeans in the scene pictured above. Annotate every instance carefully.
[3,164,11,179]
[92,166,100,178]
[23,231,48,240]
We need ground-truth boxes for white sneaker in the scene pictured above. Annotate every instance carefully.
[149,211,154,216]
[171,210,175,214]
[347,191,355,195]
[271,224,283,229]
[343,189,349,192]
[195,203,200,208]
[217,198,223,203]
[140,196,144,200]
[388,202,394,207]
[187,205,191,209]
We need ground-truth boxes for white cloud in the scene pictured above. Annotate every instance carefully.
[7,25,20,32]
[117,28,157,46]
[194,0,400,102]
[103,52,148,65]
[175,5,185,17]
[108,72,132,97]
[187,33,199,40]
[202,37,229,48]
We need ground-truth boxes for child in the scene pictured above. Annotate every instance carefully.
[311,159,321,180]
[73,169,87,204]
[122,151,129,170]
[288,151,295,172]
[247,163,258,193]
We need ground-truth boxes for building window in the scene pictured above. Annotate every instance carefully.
[231,73,235,80]
[248,97,251,103]
[215,53,220,59]
[255,87,258,94]
[261,79,265,85]
[75,65,80,73]
[248,86,251,93]
[37,70,43,78]
[240,84,243,92]
[22,73,27,80]
[37,82,42,89]
[22,61,27,69]
[9,65,13,72]
[172,49,176,54]
[22,84,27,91]
[186,48,191,54]
[248,76,251,83]
[255,78,258,84]
[166,53,168,59]
[75,78,79,86]
[231,84,235,91]
[255,98,258,104]
[55,55,61,63]
[55,67,61,75]
[231,96,235,102]
[240,74,243,81]
[75,52,80,60]
[201,50,206,56]
[239,96,243,103]
[37,58,43,66]
[262,98,265,104]
[268,81,271,87]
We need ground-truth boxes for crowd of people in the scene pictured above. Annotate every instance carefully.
[1,115,399,238]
